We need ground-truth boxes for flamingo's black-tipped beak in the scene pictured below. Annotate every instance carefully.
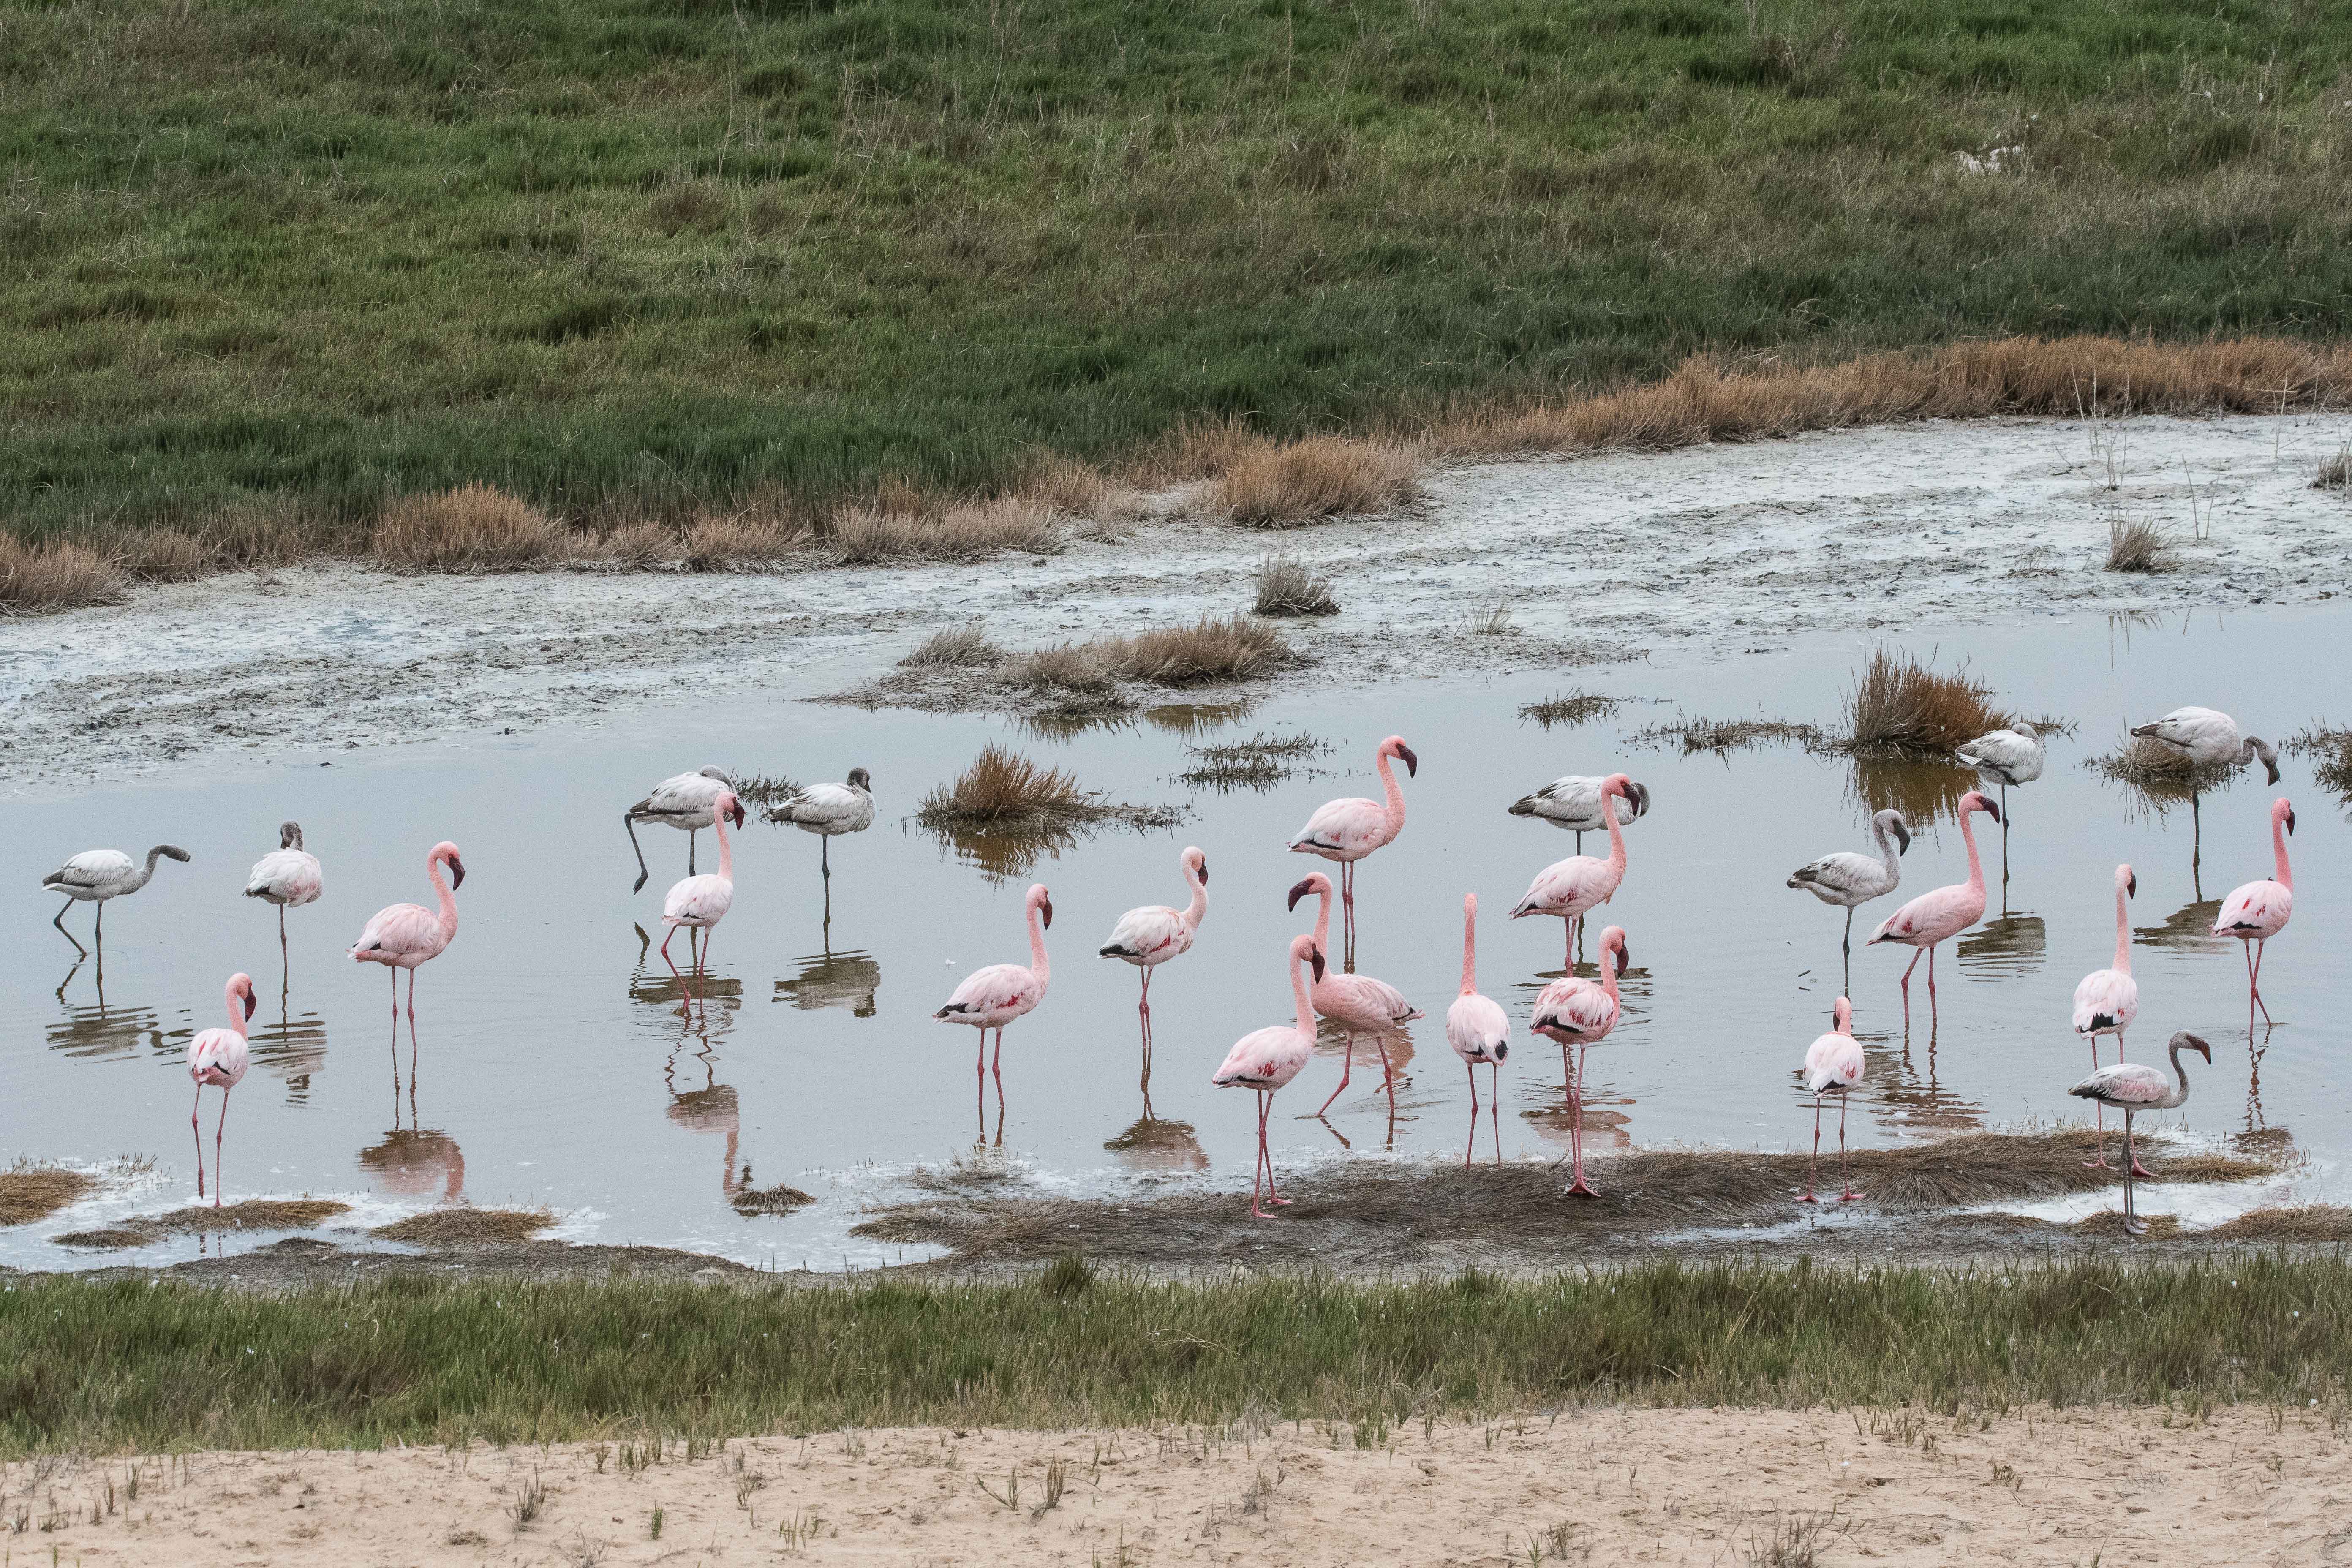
[1287,877,1315,912]
[242,987,257,1021]
[2186,1032,2213,1063]
[731,802,747,830]
[1198,859,1209,885]
[1041,898,1054,929]
[1310,948,1326,983]
[1894,821,1913,855]
[2287,808,2298,836]
[1396,743,1418,778]
[1617,939,1632,972]
[2127,872,2138,898]
[448,857,467,890]
[1982,797,2004,825]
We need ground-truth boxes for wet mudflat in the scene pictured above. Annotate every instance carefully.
[0,604,2345,1274]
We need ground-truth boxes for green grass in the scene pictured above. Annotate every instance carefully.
[3,1256,2351,1452]
[3,0,2349,534]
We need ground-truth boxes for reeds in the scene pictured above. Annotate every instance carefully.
[2205,1205,2352,1241]
[730,1184,816,1216]
[1179,731,1328,791]
[1252,550,1338,617]
[2286,724,2352,805]
[0,537,123,614]
[1629,716,1827,754]
[824,495,1058,565]
[371,1208,555,1244]
[372,484,576,572]
[1520,691,1625,729]
[2316,448,2351,491]
[1840,650,2004,755]
[998,644,1119,695]
[0,1162,98,1225]
[2089,736,2236,804]
[2105,516,2175,573]
[900,626,1004,667]
[916,745,1097,828]
[1209,436,1422,527]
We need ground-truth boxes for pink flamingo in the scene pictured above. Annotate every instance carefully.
[1799,997,1865,1203]
[1287,735,1416,969]
[1509,773,1634,968]
[2072,863,2141,1173]
[661,790,746,1015]
[1210,933,1322,1218]
[936,883,1054,1124]
[1445,893,1511,1168]
[1529,924,1628,1198]
[187,972,256,1207]
[1287,872,1424,1119]
[350,841,465,1085]
[243,822,323,956]
[1865,790,2001,1026]
[1097,846,1208,1085]
[2212,797,2295,1026]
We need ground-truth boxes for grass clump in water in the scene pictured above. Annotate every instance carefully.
[1840,650,2006,756]
[1520,691,1625,729]
[2287,724,2352,806]
[1179,731,1328,791]
[2088,736,2237,805]
[2105,516,2175,573]
[2206,1206,2352,1241]
[0,1162,99,1225]
[1210,437,1420,527]
[1630,716,1828,755]
[917,746,1100,830]
[901,626,1004,668]
[1095,615,1288,686]
[730,1184,816,1216]
[127,1199,351,1233]
[371,1208,556,1245]
[1252,550,1338,617]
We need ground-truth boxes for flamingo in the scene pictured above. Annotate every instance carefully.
[1445,893,1511,1168]
[1529,924,1628,1198]
[1508,775,1652,855]
[1954,720,2044,819]
[624,766,735,893]
[41,843,191,957]
[1509,773,1634,968]
[2129,708,2278,884]
[770,768,874,880]
[2072,863,2141,1173]
[1097,846,1208,1086]
[1865,790,2001,1026]
[1798,997,1866,1203]
[935,883,1054,1120]
[1786,808,1911,958]
[2212,797,2295,1026]
[661,791,746,1013]
[1210,933,1322,1218]
[244,822,323,952]
[1287,873,1424,1119]
[2070,1032,2211,1236]
[349,842,466,1086]
[187,973,255,1207]
[1287,734,1416,969]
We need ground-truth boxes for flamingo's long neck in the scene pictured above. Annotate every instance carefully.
[1459,898,1478,996]
[713,805,735,883]
[1601,791,1627,874]
[1180,863,1207,934]
[1026,898,1051,988]
[1958,806,1986,893]
[1308,882,1332,955]
[1874,818,1900,877]
[131,849,163,893]
[429,854,459,940]
[1603,946,1622,1004]
[1290,947,1316,1040]
[2111,883,2132,973]
[2273,811,2294,891]
[223,984,248,1039]
[2166,1042,2193,1107]
[1376,749,1406,838]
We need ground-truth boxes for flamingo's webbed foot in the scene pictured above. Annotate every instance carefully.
[2129,1160,2154,1179]
[2123,1216,2148,1237]
[1795,1192,1819,1205]
[1838,1189,1864,1202]
[2082,1156,2112,1171]
[1564,1179,1599,1199]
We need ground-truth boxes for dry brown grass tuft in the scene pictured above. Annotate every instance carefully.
[1841,649,2005,755]
[2205,1205,2352,1241]
[730,1184,817,1216]
[0,536,124,613]
[683,514,799,570]
[1209,436,1421,527]
[1095,615,1288,686]
[594,520,678,567]
[2089,736,2237,803]
[0,1162,99,1225]
[372,483,575,571]
[2105,516,2175,573]
[917,744,1095,827]
[50,1228,148,1250]
[827,494,1058,565]
[1179,730,1328,791]
[999,643,1118,694]
[2315,448,2351,491]
[116,527,216,581]
[1252,550,1338,616]
[1521,691,1625,729]
[129,1198,351,1233]
[370,1207,555,1244]
[901,625,1004,667]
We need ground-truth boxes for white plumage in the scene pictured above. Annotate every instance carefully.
[1954,721,2044,787]
[2128,707,2279,781]
[772,769,875,839]
[1509,775,1651,841]
[245,822,323,910]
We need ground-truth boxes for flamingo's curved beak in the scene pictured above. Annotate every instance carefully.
[1616,938,1632,972]
[1893,819,1912,855]
[1197,858,1209,885]
[1040,898,1054,929]
[1310,947,1326,983]
[1287,877,1315,912]
[731,801,747,830]
[241,986,257,1021]
[2186,1033,2213,1063]
[1982,797,2004,825]
[2127,872,2138,898]
[2287,808,2298,836]
[447,856,467,890]
[1395,742,1418,778]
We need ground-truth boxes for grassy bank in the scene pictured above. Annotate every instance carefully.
[4,0,2351,540]
[2,1256,2349,1452]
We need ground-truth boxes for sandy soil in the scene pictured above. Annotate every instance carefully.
[11,1404,2344,1565]
[6,413,2347,792]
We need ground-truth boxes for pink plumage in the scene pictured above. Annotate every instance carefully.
[2213,796,2295,1026]
[351,841,466,973]
[186,972,256,1207]
[1211,934,1323,1218]
[659,791,745,1015]
[1287,735,1416,967]
[1866,789,2000,1026]
[1100,847,1208,1079]
[1797,996,1865,1203]
[1530,924,1628,1197]
[938,884,1055,1120]
[1286,871,1423,1118]
[1446,893,1510,1167]
[1510,773,1635,966]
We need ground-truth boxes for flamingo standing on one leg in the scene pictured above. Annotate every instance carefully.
[936,883,1054,1132]
[41,843,191,957]
[2212,797,2295,1026]
[1445,893,1510,1168]
[1210,934,1322,1218]
[624,766,734,893]
[2072,863,2141,1172]
[1097,847,1208,1090]
[1287,735,1416,970]
[350,841,465,1089]
[1530,924,1628,1198]
[2128,708,2278,889]
[1510,774,1634,969]
[1866,790,2001,1027]
[1786,808,1910,962]
[1798,997,1865,1203]
[661,791,746,1016]
[244,822,324,956]
[1287,873,1424,1119]
[770,768,874,882]
[2071,1032,2211,1236]
[1508,775,1652,856]
[187,972,255,1206]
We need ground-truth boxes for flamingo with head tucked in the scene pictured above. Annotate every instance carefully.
[661,790,746,1014]
[1799,998,1865,1203]
[1288,873,1424,1119]
[624,766,734,893]
[1865,790,2001,1026]
[2212,798,2295,1026]
[936,883,1054,1121]
[187,972,256,1207]
[1211,933,1322,1218]
[245,822,323,955]
[1098,847,1208,1085]
[2071,1032,2211,1236]
[1510,773,1634,968]
[1530,924,1628,1198]
[2072,863,2141,1172]
[1288,735,1416,969]
[1445,893,1510,1167]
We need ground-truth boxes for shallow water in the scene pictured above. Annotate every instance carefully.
[2,605,2344,1269]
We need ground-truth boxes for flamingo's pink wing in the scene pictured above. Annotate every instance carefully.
[1213,1024,1312,1089]
[1446,993,1510,1061]
[940,963,1037,1019]
[2213,880,2291,937]
[664,873,734,925]
[1102,905,1188,963]
[2071,968,2139,1035]
[1289,797,1386,857]
[352,902,445,962]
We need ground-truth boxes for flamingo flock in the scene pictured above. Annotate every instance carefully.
[31,688,2308,1239]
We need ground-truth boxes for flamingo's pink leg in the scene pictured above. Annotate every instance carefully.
[1375,1035,1395,1112]
[1465,1062,1478,1168]
[191,1082,206,1200]
[1489,1063,1503,1167]
[1251,1093,1279,1219]
[2250,939,2273,1026]
[2121,1111,2146,1236]
[212,1087,232,1209]
[1266,1091,1292,1205]
[1837,1093,1862,1201]
[1565,1045,1598,1198]
[1898,947,1922,1025]
[1799,1094,1821,1203]
[1340,861,1356,971]
[1312,1031,1355,1119]
[660,925,690,1015]
[1138,968,1153,1088]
